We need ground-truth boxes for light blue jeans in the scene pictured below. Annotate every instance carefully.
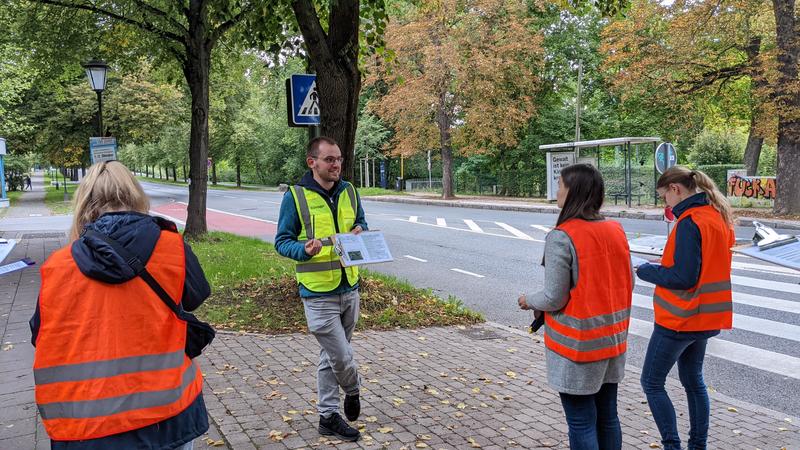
[302,290,361,418]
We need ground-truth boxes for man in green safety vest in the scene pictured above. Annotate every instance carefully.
[275,136,368,442]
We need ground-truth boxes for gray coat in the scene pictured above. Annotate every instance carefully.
[526,225,634,395]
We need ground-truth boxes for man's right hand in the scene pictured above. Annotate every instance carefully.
[304,239,323,256]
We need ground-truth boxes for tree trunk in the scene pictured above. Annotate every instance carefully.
[172,166,177,182]
[744,36,766,176]
[159,166,162,179]
[236,157,241,187]
[743,115,764,176]
[436,91,454,199]
[183,163,187,182]
[211,160,217,185]
[182,11,211,237]
[772,0,800,214]
[292,0,361,183]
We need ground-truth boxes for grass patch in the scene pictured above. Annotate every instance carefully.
[189,231,482,334]
[357,187,407,197]
[44,184,73,215]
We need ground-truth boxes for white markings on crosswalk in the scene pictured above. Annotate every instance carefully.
[450,268,485,278]
[409,216,419,223]
[531,225,551,233]
[732,261,799,276]
[726,290,800,314]
[436,218,447,227]
[404,255,428,262]
[396,218,544,242]
[631,294,800,342]
[731,274,800,295]
[495,222,536,241]
[464,220,483,233]
[628,318,800,380]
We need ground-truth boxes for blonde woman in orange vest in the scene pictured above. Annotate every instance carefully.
[30,161,211,449]
[519,164,634,450]
[636,166,735,450]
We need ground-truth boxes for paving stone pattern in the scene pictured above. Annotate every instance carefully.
[200,326,800,450]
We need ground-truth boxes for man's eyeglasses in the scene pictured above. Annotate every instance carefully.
[314,156,344,164]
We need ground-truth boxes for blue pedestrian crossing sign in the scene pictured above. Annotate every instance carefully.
[286,74,320,127]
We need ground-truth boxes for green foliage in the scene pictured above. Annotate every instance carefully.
[687,129,745,166]
[694,164,745,191]
[3,155,30,191]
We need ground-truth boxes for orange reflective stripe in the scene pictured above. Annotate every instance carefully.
[653,294,732,318]
[664,280,732,301]
[544,327,628,353]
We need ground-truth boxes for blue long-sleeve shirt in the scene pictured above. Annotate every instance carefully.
[636,193,708,290]
[275,171,368,298]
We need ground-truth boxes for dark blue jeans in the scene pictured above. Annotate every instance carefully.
[641,324,719,450]
[559,383,622,450]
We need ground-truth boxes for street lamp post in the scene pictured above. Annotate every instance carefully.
[83,59,109,138]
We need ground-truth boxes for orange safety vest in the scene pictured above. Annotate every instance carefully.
[544,219,633,363]
[34,230,203,441]
[654,205,734,331]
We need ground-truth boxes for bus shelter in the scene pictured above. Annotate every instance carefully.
[539,137,662,207]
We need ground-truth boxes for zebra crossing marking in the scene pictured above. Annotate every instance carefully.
[632,294,800,342]
[628,318,800,380]
[464,220,483,233]
[495,222,536,241]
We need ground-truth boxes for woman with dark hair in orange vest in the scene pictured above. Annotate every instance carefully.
[30,161,211,449]
[636,166,735,450]
[518,163,633,450]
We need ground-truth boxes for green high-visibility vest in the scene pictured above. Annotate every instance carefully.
[290,183,359,293]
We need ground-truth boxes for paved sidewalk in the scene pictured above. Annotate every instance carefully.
[5,174,52,219]
[197,326,800,450]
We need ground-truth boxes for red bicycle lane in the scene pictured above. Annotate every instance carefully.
[150,202,277,238]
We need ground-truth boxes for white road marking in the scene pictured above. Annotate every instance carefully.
[404,255,428,262]
[637,280,800,314]
[531,225,551,233]
[732,261,799,276]
[395,218,544,243]
[632,294,800,342]
[464,220,483,233]
[223,195,237,199]
[495,222,536,241]
[172,202,278,224]
[628,318,800,380]
[409,216,419,223]
[450,268,485,278]
[637,274,800,296]
[436,218,447,227]
[148,210,186,226]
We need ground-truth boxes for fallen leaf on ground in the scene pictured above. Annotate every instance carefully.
[377,427,394,433]
[467,437,482,448]
[393,398,405,406]
[366,416,378,422]
[506,348,517,353]
[471,387,481,394]
[415,443,429,448]
[649,444,662,448]
[727,407,738,413]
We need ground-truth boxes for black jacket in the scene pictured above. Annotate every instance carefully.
[30,212,211,450]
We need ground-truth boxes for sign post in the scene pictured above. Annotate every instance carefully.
[0,138,7,208]
[654,142,678,204]
[286,74,321,127]
[546,151,575,201]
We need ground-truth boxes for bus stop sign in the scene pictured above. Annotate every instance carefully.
[655,142,677,174]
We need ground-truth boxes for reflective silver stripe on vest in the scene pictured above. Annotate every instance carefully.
[296,260,343,273]
[653,294,733,318]
[34,349,185,385]
[545,326,628,352]
[548,308,630,331]
[38,362,197,420]
[299,237,333,246]
[664,280,732,301]
[344,183,357,213]
[292,185,314,239]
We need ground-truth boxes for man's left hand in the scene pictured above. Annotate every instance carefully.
[352,225,363,235]
[518,295,530,310]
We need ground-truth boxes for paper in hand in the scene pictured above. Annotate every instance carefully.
[630,254,653,269]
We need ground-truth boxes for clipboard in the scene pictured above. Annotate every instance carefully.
[331,230,394,267]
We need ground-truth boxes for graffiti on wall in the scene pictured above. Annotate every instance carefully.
[727,175,777,200]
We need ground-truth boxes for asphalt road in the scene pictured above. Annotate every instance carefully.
[143,181,800,418]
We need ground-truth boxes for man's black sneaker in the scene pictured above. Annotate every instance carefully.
[344,393,361,421]
[319,413,360,442]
